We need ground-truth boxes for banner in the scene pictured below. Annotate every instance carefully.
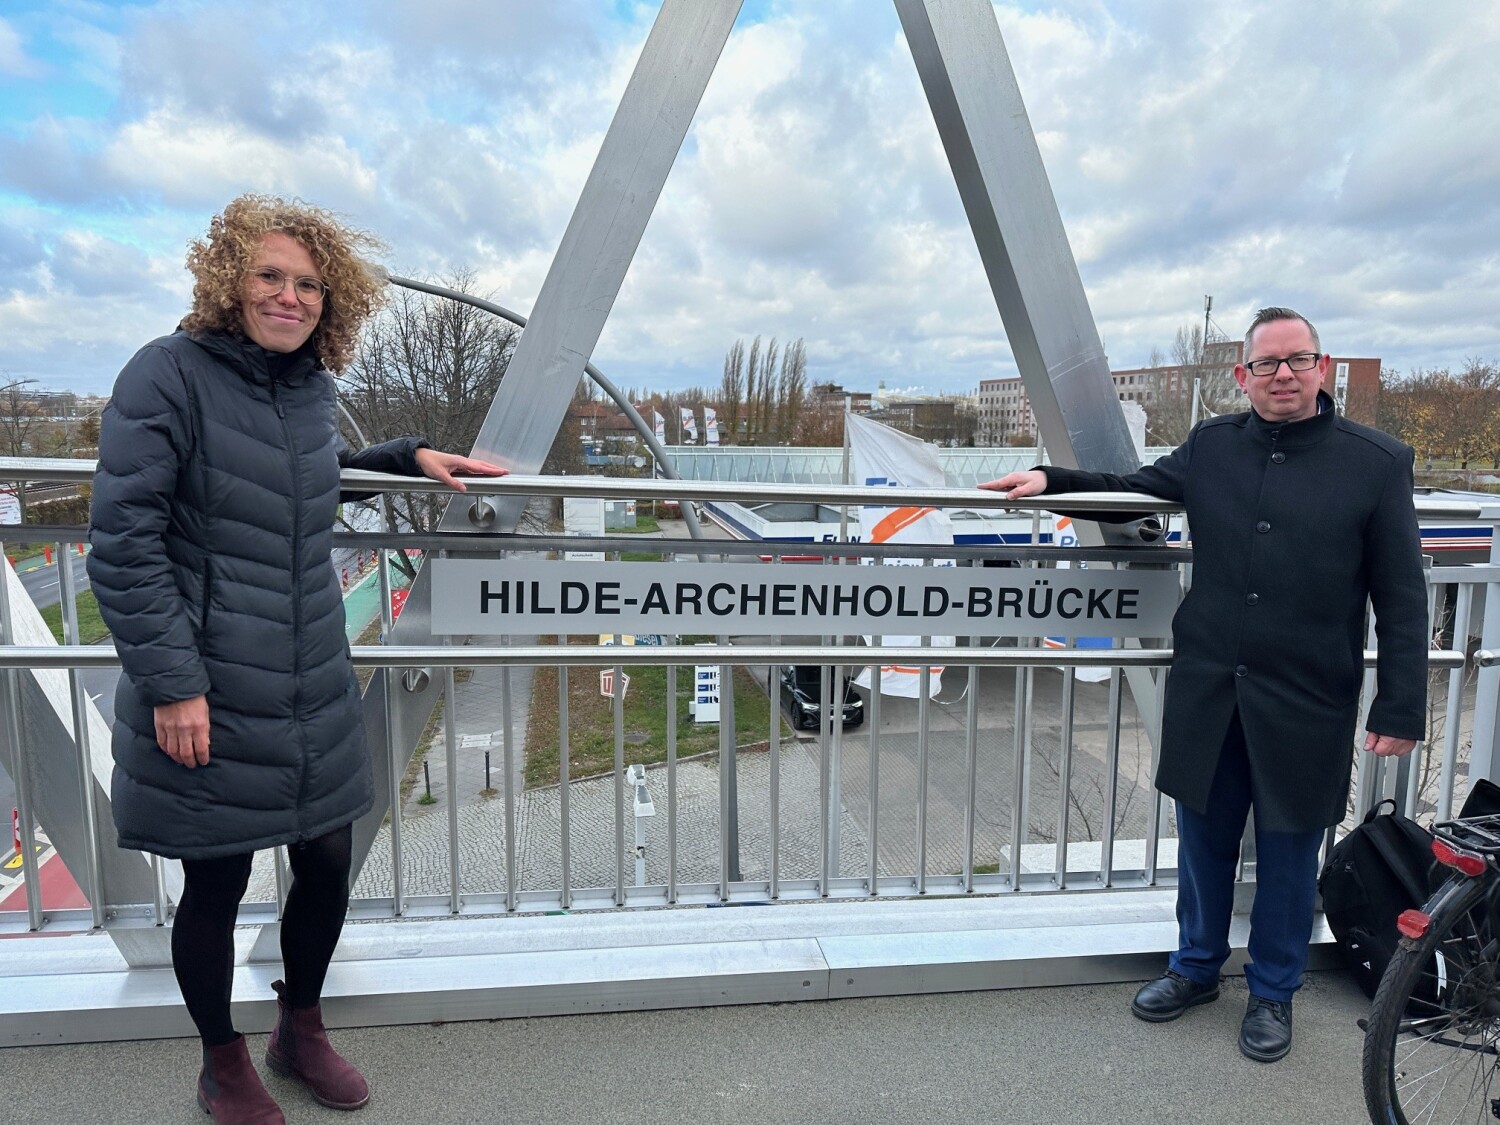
[846,413,954,698]
[704,406,720,447]
[653,410,666,444]
[429,558,1178,636]
[679,407,698,444]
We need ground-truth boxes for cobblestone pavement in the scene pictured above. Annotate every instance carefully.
[248,745,866,900]
[243,633,1163,903]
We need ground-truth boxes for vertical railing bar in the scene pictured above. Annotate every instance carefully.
[56,540,105,927]
[768,661,779,900]
[915,660,931,894]
[818,664,832,896]
[150,853,168,930]
[558,642,571,911]
[1401,571,1442,818]
[1438,582,1473,822]
[502,659,517,913]
[716,659,730,903]
[377,548,405,916]
[1008,665,1026,891]
[667,661,679,903]
[1143,664,1168,885]
[615,655,626,906]
[961,658,978,893]
[1353,608,1383,816]
[1054,667,1076,890]
[867,660,882,895]
[829,658,845,888]
[0,544,43,931]
[1100,663,1123,888]
[443,629,461,916]
[272,847,289,919]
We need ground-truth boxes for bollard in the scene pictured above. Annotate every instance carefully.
[423,760,431,798]
[485,750,491,791]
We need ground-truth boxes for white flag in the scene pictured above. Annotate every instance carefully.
[846,413,954,699]
[704,406,720,447]
[679,407,698,443]
[653,410,666,443]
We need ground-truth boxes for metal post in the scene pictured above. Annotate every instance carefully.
[0,548,42,930]
[55,540,104,927]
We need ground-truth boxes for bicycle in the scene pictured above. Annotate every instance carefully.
[1362,812,1500,1123]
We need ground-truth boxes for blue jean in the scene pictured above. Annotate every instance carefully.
[1167,711,1325,1002]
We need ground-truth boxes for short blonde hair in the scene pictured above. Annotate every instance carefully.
[181,194,386,373]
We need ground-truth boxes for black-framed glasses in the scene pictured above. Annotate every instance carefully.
[248,267,328,305]
[1245,352,1321,378]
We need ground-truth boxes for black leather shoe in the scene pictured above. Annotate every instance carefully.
[1239,995,1293,1062]
[1130,970,1220,1022]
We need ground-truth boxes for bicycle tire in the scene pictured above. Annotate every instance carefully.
[1362,872,1500,1124]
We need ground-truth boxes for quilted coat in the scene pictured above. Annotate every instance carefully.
[1040,394,1428,833]
[88,329,426,859]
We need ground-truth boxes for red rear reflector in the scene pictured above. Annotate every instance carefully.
[1397,909,1430,939]
[1433,838,1488,876]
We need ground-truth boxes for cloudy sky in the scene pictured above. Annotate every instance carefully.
[0,0,1495,398]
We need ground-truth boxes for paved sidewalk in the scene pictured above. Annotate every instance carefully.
[6,971,1376,1124]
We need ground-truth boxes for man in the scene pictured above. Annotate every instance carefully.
[982,308,1427,1062]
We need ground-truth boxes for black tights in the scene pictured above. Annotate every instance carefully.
[172,825,353,1046]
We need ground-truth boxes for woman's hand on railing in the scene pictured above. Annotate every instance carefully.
[413,449,508,493]
[979,470,1046,498]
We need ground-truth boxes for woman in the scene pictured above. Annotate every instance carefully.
[88,195,505,1123]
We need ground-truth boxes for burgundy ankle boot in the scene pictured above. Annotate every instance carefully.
[264,979,370,1110]
[197,1034,285,1124]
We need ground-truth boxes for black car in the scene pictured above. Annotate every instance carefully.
[779,665,865,731]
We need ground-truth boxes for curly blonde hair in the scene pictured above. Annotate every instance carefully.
[181,194,387,373]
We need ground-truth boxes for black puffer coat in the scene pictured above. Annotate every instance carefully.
[1041,394,1428,833]
[89,330,426,860]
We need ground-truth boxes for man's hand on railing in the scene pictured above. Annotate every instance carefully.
[154,695,211,767]
[413,449,509,494]
[979,470,1046,498]
[1364,732,1418,758]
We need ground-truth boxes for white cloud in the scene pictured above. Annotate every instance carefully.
[0,0,1496,400]
[0,18,44,78]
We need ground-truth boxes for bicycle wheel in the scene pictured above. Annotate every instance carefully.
[1362,873,1500,1124]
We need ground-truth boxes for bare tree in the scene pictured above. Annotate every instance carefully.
[719,340,744,444]
[0,379,48,521]
[1143,324,1242,446]
[338,273,519,568]
[773,338,807,442]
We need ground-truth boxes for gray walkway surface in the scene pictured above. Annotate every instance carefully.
[5,970,1374,1124]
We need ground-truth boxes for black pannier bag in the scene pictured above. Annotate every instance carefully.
[1317,799,1436,999]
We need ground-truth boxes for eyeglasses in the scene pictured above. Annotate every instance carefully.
[248,267,328,305]
[1245,352,1321,378]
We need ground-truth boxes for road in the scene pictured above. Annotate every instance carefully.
[17,552,91,612]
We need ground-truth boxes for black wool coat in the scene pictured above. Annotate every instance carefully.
[89,330,427,859]
[1041,395,1428,832]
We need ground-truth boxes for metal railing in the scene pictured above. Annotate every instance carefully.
[0,459,1489,947]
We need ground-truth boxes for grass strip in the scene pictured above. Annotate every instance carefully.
[523,637,792,788]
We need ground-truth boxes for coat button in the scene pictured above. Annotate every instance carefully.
[1256,521,1271,533]
[1235,665,1248,677]
[1272,452,1286,464]
[1246,593,1259,605]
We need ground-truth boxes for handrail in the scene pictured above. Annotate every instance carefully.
[0,644,1467,671]
[3,455,1494,519]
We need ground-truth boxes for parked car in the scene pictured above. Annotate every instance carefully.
[779,665,864,731]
